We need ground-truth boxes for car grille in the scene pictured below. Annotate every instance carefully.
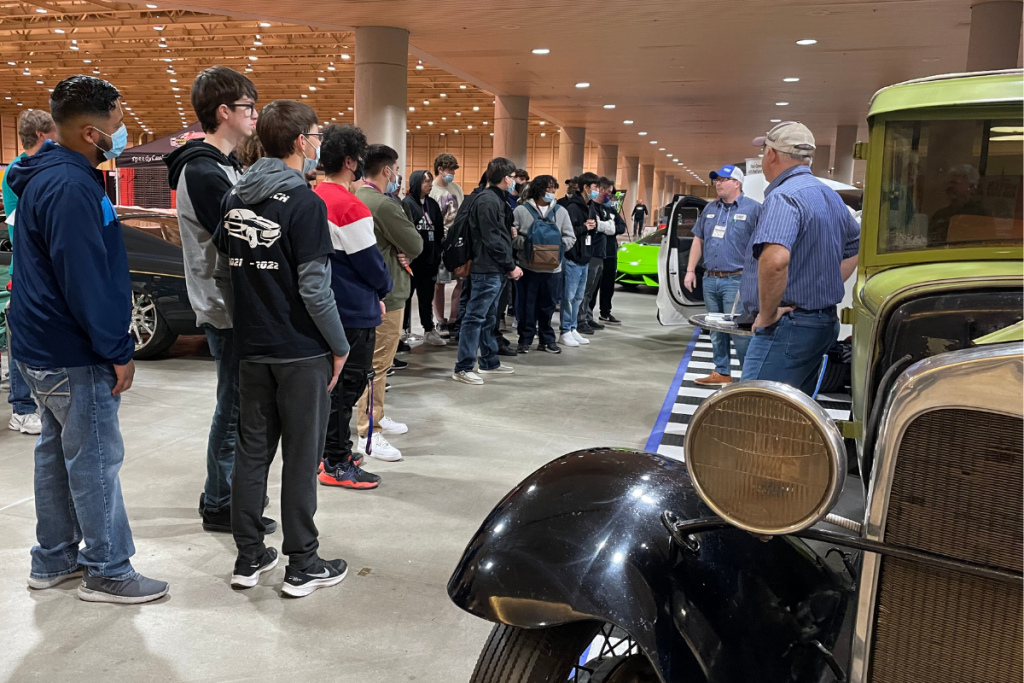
[869,409,1023,683]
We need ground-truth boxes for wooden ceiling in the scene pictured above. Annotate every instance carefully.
[0,1,558,142]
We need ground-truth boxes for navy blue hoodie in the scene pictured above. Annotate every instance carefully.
[7,141,133,367]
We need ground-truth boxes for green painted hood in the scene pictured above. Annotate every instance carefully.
[859,261,1024,314]
[617,241,659,272]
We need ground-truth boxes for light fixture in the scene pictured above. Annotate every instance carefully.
[472,106,479,111]
[603,104,615,109]
[540,132,546,137]
[460,84,467,89]
[169,78,177,82]
[666,153,672,157]
[340,54,350,60]
[467,125,473,129]
[84,59,92,63]
[456,112,461,116]
[796,39,817,45]
[36,80,43,84]
[347,107,353,111]
[770,118,782,122]
[163,58,172,62]
[638,131,647,136]
[249,56,257,61]
[575,82,590,88]
[539,121,545,125]
[776,102,789,106]
[146,3,158,7]
[416,125,421,129]
[441,116,446,121]
[259,22,271,27]
[623,120,633,125]
[253,40,262,46]
[70,45,79,50]
[650,140,657,144]
[54,29,64,33]
[427,121,433,125]
[441,132,446,136]
[245,67,253,72]
[531,48,549,54]
[416,64,424,70]
[327,66,335,71]
[35,8,46,12]
[6,61,14,65]
[318,77,325,81]
[659,147,665,151]
[409,106,415,111]
[440,93,447,98]
[154,26,165,30]
[454,129,459,133]
[424,100,430,105]
[301,94,308,98]
[783,77,800,82]
[172,87,180,91]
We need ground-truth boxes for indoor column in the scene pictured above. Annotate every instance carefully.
[355,26,409,171]
[832,125,858,185]
[653,170,665,212]
[557,127,586,183]
[596,144,618,178]
[813,144,832,178]
[966,0,1023,70]
[639,164,654,218]
[623,156,639,220]
[493,95,529,169]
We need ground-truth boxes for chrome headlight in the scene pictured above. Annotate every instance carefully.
[684,381,846,535]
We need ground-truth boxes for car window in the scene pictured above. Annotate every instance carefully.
[878,117,1023,253]
[675,207,700,239]
[638,227,667,245]
[121,217,182,247]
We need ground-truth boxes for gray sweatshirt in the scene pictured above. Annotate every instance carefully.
[511,200,576,273]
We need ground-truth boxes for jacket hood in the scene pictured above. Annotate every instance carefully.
[7,140,97,198]
[233,156,307,204]
[164,139,233,190]
[564,191,589,211]
[407,170,429,201]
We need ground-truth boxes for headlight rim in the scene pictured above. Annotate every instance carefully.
[684,380,846,535]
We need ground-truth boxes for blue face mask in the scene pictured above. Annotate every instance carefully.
[385,170,399,194]
[443,173,455,183]
[543,192,556,204]
[589,189,599,200]
[301,135,320,175]
[93,123,128,161]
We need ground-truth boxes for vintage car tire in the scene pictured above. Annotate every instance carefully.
[131,292,178,360]
[470,622,661,683]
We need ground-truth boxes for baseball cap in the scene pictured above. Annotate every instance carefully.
[709,164,744,182]
[752,121,816,154]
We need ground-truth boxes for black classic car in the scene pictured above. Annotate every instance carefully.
[0,208,199,360]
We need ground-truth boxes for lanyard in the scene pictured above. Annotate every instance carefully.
[363,180,382,193]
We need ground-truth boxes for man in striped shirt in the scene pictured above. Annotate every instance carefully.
[740,122,860,394]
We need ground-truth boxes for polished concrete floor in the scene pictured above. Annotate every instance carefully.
[0,288,694,682]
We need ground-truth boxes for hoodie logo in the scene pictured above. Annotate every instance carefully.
[224,208,282,248]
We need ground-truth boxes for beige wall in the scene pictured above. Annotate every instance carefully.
[405,132,567,187]
[1,113,21,163]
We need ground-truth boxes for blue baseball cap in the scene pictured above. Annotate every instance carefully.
[709,164,744,182]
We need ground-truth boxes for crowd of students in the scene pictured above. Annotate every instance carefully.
[4,66,636,604]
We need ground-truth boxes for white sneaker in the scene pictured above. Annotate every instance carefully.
[572,329,590,345]
[479,364,514,375]
[357,432,403,462]
[380,415,408,435]
[560,332,580,348]
[424,329,447,346]
[9,413,41,435]
[452,370,484,385]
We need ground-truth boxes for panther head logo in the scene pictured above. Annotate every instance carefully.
[224,208,282,248]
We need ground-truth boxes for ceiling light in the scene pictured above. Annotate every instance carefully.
[340,54,350,60]
[409,106,415,111]
[309,86,316,91]
[172,87,180,91]
[169,78,177,82]
[531,48,550,54]
[666,153,672,157]
[467,125,473,129]
[441,116,446,121]
[347,107,353,111]
[6,61,14,65]
[770,118,782,122]
[783,77,800,82]
[456,112,461,116]
[253,41,263,46]
[776,102,789,106]
[416,125,421,129]
[650,141,657,144]
[245,67,253,72]
[146,3,158,7]
[575,82,590,88]
[54,29,64,33]
[472,106,479,111]
[35,8,46,12]
[454,129,459,133]
[163,58,172,62]
[638,131,647,136]
[84,59,92,63]
[425,100,430,105]
[158,42,167,48]
[154,26,165,30]
[441,132,446,136]
[796,39,817,45]
[489,133,494,137]
[70,45,79,50]
[327,66,335,71]
[673,158,679,161]
[36,80,43,84]
[482,121,488,125]
[427,121,433,125]
[415,64,424,70]
[259,22,271,27]
[539,121,545,125]
[440,93,447,98]
[659,147,665,151]
[249,56,257,61]
[318,77,325,81]
[603,104,615,109]
[460,85,467,89]
[623,120,633,125]
[301,94,308,98]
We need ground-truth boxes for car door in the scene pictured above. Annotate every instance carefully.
[657,196,707,325]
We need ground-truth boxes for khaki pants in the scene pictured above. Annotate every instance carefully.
[357,306,403,437]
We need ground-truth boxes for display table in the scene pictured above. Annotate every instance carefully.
[688,313,755,336]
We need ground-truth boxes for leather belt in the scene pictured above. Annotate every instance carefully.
[705,270,742,278]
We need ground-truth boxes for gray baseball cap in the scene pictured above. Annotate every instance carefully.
[753,121,816,154]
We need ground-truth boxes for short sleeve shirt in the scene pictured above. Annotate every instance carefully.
[739,165,860,315]
[692,193,762,272]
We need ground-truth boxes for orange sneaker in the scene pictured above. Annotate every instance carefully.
[694,371,733,386]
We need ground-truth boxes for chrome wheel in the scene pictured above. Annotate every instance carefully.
[571,623,658,683]
[131,292,158,351]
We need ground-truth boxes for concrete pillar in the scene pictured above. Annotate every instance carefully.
[813,144,832,178]
[493,94,529,169]
[557,127,586,184]
[623,156,639,221]
[355,26,409,172]
[596,144,618,178]
[833,125,859,185]
[665,175,675,207]
[653,169,665,213]
[639,163,654,219]
[966,0,1023,71]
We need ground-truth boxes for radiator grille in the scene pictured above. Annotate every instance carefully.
[870,409,1024,682]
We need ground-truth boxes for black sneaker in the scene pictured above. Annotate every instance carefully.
[391,358,409,370]
[230,548,279,589]
[599,314,622,325]
[282,558,348,597]
[202,506,278,535]
[497,345,518,357]
[588,320,606,330]
[539,343,562,354]
[397,340,412,354]
[516,344,531,354]
[577,324,596,335]
[385,382,391,392]
[386,367,396,377]
[319,460,381,490]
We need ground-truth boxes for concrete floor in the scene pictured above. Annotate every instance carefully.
[0,289,694,683]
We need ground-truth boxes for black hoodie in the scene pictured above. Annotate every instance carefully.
[562,192,594,264]
[402,169,445,272]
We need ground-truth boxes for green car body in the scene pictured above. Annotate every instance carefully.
[848,70,1023,443]
[616,227,666,287]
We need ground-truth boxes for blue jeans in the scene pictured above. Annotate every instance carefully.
[741,309,839,394]
[19,362,135,580]
[703,274,751,376]
[560,260,589,333]
[6,312,38,415]
[455,273,504,373]
[202,325,238,513]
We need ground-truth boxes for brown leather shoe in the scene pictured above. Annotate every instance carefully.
[694,371,733,386]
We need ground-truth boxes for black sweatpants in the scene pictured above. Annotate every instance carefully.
[233,356,332,570]
[599,255,618,317]
[579,256,604,324]
[404,267,437,333]
[323,327,375,469]
[515,269,557,346]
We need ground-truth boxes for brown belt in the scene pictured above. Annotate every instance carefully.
[705,270,742,278]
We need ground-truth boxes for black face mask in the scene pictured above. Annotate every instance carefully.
[353,157,365,181]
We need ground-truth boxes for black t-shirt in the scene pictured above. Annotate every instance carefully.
[632,204,648,221]
[217,184,334,359]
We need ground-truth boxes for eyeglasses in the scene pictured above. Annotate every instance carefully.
[302,132,325,140]
[226,102,257,117]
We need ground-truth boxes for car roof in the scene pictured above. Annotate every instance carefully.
[869,69,1023,118]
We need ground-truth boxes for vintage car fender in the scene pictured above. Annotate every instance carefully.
[448,448,856,683]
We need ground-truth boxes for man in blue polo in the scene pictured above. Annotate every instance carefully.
[740,121,859,394]
[685,164,761,385]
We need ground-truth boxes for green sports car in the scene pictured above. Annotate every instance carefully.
[616,227,666,288]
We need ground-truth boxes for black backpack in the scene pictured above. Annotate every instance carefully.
[441,189,482,277]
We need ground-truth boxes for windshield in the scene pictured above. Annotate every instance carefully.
[638,227,667,245]
[878,117,1023,253]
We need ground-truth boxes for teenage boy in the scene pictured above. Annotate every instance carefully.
[559,173,598,347]
[597,180,627,325]
[165,66,277,534]
[315,124,393,489]
[578,176,618,333]
[8,75,168,603]
[430,153,464,336]
[355,145,422,461]
[216,99,350,597]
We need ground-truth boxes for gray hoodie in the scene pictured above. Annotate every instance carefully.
[511,200,576,273]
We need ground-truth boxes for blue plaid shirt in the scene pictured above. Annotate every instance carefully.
[692,192,762,272]
[740,165,860,315]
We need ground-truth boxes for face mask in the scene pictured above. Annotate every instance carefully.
[543,192,556,204]
[301,135,320,175]
[92,123,128,161]
[385,169,399,194]
[353,158,365,181]
[589,189,599,200]
[443,173,455,183]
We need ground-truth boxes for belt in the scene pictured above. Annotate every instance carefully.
[705,270,742,278]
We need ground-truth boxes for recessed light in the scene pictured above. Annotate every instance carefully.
[638,131,647,136]
[623,120,633,125]
[440,93,447,98]
[54,29,64,33]
[783,77,800,82]
[341,54,350,60]
[650,140,657,144]
[472,106,479,111]
[770,118,782,123]
[776,102,789,106]
[318,77,325,81]
[415,64,424,70]
[796,39,817,45]
[249,56,257,61]
[35,8,46,12]
[575,82,590,88]
[409,106,415,111]
[424,100,430,105]
[531,48,549,55]
[154,26,165,30]
[260,22,271,27]
[603,104,615,109]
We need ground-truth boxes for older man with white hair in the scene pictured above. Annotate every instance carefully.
[739,121,861,394]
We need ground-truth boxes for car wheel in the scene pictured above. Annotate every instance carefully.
[131,291,178,360]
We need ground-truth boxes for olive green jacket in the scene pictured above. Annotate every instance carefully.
[356,187,424,311]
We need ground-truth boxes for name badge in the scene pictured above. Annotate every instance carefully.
[712,224,727,239]
[427,232,435,241]
[734,214,747,221]
[705,213,715,218]
[585,235,592,245]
